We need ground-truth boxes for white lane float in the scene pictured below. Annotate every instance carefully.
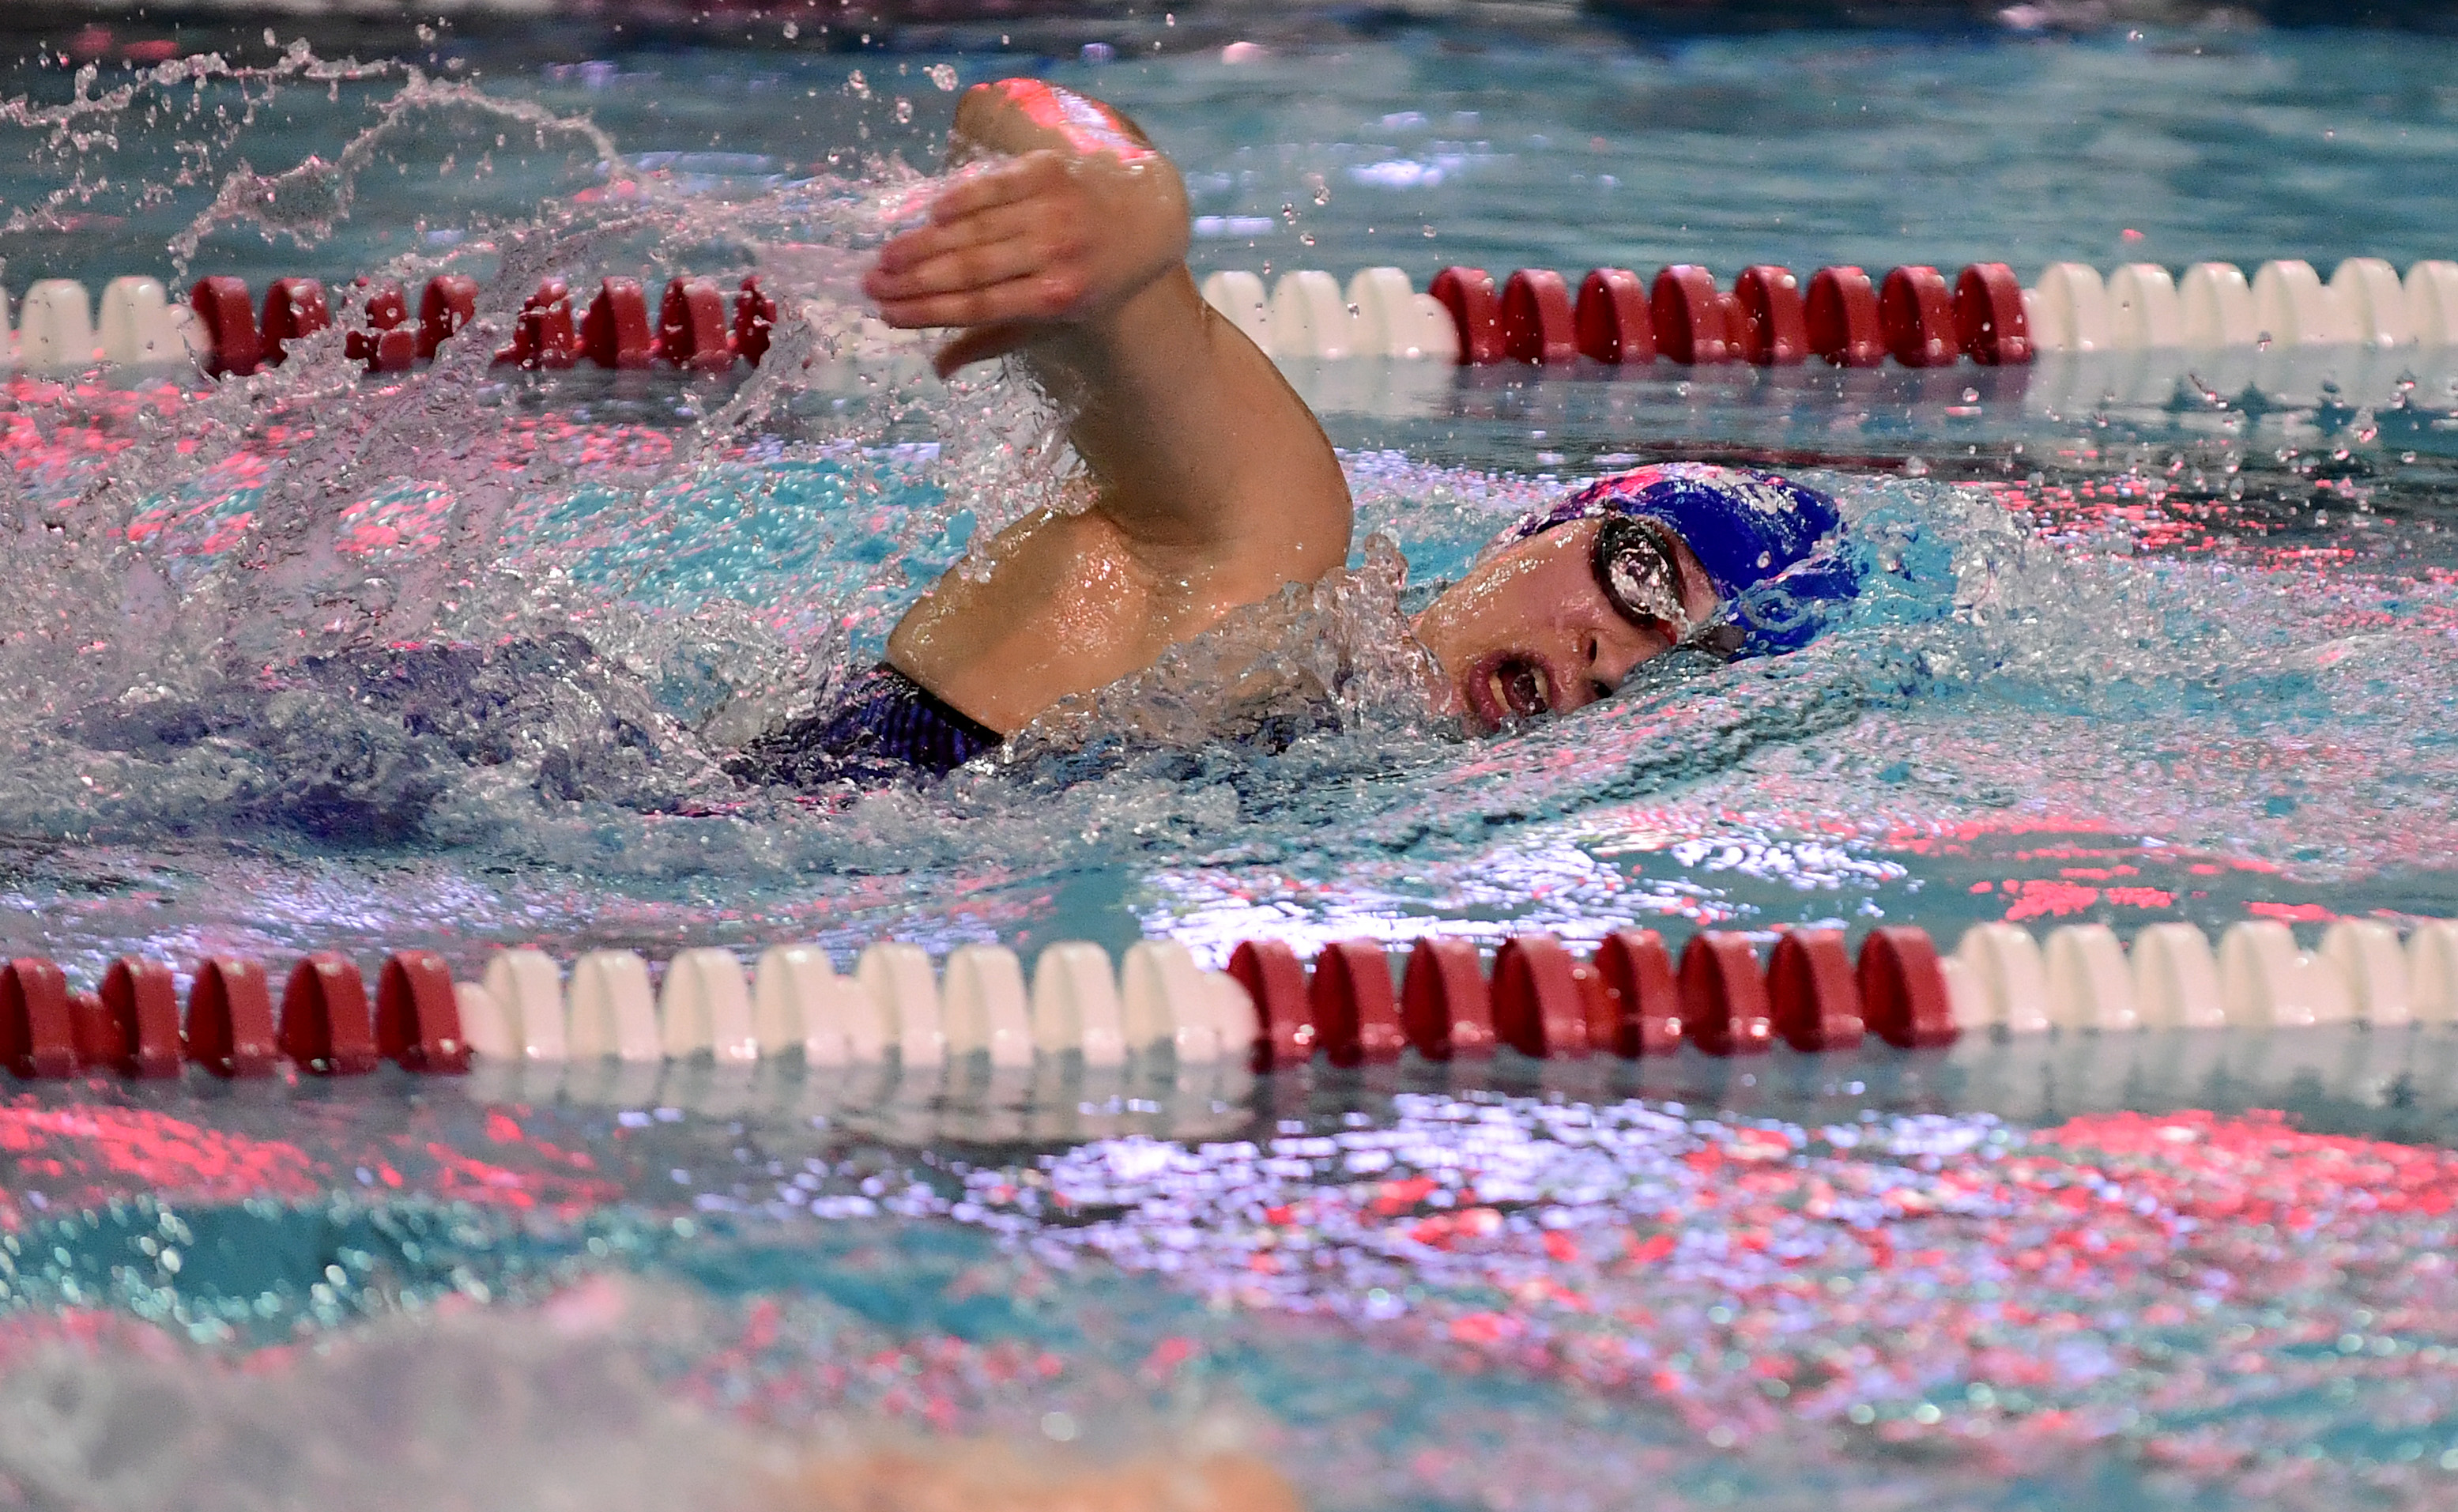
[941,943,1035,1069]
[2027,262,2110,353]
[2132,922,2227,1030]
[567,950,663,1061]
[479,947,569,1060]
[2105,263,2183,349]
[2250,258,2355,348]
[98,277,202,365]
[1029,940,1129,1068]
[1953,922,2053,1035]
[856,941,946,1069]
[2407,261,2458,349]
[2044,924,2140,1031]
[2218,919,2352,1027]
[19,280,96,371]
[2180,262,2258,348]
[659,947,759,1064]
[1268,270,1354,360]
[1199,270,1273,353]
[2329,257,2412,348]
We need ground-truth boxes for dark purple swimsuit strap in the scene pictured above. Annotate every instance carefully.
[726,664,1004,786]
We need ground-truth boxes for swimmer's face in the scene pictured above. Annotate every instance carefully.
[1412,517,1721,735]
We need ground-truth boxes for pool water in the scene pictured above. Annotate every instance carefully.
[6,15,2458,1510]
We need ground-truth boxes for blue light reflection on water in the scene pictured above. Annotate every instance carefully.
[10,1046,2458,1511]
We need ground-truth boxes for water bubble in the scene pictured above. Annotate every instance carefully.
[928,63,959,90]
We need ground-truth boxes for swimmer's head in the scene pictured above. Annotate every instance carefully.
[1411,464,1857,734]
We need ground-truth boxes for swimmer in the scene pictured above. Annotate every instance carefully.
[730,81,1857,783]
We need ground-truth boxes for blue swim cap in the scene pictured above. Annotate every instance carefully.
[1499,462,1859,657]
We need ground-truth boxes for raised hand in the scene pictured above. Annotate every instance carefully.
[861,85,1189,378]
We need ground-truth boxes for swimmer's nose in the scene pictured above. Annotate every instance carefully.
[1583,628,1660,700]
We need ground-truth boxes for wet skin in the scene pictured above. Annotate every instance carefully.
[863,81,1352,736]
[862,80,1711,743]
[1409,518,1721,735]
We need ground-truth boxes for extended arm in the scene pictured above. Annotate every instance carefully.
[861,81,1353,735]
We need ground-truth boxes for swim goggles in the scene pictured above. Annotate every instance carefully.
[1591,515,1745,662]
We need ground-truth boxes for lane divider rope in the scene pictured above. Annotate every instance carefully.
[6,258,2451,375]
[0,273,779,376]
[6,918,2454,1085]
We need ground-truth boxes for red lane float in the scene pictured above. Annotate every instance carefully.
[1732,265,1808,365]
[1501,269,1578,364]
[1399,937,1495,1061]
[734,275,778,367]
[658,275,737,372]
[1228,938,1315,1072]
[2,957,77,1080]
[1879,265,1958,368]
[258,277,330,366]
[100,957,183,1078]
[500,278,580,368]
[1807,266,1885,367]
[189,276,264,377]
[1857,926,1960,1048]
[1680,933,1774,1057]
[1593,929,1683,1058]
[1953,262,2032,365]
[375,950,470,1073]
[67,990,118,1071]
[188,958,278,1078]
[1651,264,1733,365]
[1429,267,1506,365]
[347,283,417,373]
[278,952,379,1076]
[582,277,657,369]
[1574,268,1653,364]
[1310,941,1406,1067]
[1767,929,1865,1052]
[0,926,1966,1080]
[1491,933,1612,1060]
[420,273,479,360]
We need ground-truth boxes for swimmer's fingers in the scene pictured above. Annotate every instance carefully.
[869,199,1046,281]
[865,208,1077,309]
[868,155,1070,278]
[930,322,1034,378]
[873,272,1088,334]
[925,150,1073,227]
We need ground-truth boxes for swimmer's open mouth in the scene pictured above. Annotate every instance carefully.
[1464,651,1555,730]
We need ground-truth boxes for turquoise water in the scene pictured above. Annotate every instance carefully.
[5,17,2458,1510]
